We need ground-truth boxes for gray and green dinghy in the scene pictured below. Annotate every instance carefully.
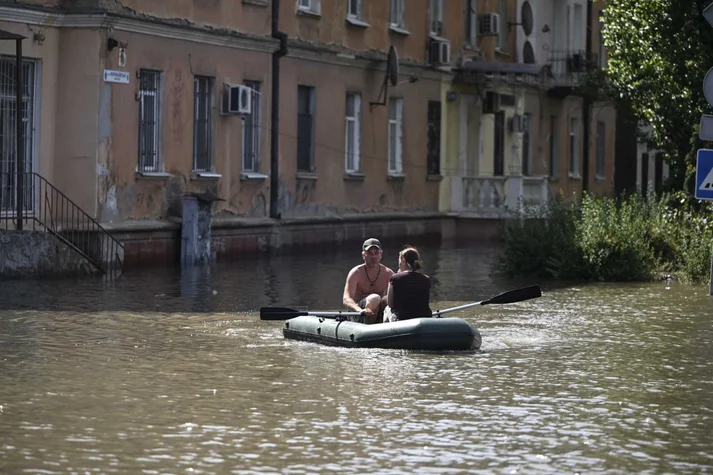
[282,315,480,351]
[259,285,542,351]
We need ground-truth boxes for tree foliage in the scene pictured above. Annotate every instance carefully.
[600,0,713,190]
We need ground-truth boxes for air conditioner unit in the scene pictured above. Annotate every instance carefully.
[479,13,500,36]
[508,114,529,133]
[429,38,451,65]
[222,84,251,115]
[482,91,500,114]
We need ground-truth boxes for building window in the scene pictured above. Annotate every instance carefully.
[427,101,441,175]
[390,0,405,27]
[549,115,558,177]
[494,111,505,176]
[497,0,507,52]
[598,11,608,68]
[298,0,320,14]
[429,0,443,36]
[193,76,214,172]
[569,117,580,176]
[345,92,361,173]
[0,57,35,214]
[348,0,362,19]
[242,81,261,173]
[596,120,605,178]
[297,85,315,173]
[573,3,585,52]
[388,97,404,174]
[465,0,477,45]
[138,69,162,173]
[522,113,531,176]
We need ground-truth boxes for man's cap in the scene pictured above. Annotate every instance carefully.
[362,238,382,251]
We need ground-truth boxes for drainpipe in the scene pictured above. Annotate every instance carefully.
[270,0,288,220]
[582,0,593,194]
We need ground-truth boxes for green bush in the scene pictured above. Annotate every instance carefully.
[496,191,713,284]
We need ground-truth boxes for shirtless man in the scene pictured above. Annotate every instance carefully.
[343,238,395,324]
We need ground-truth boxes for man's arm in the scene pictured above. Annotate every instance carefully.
[342,268,362,312]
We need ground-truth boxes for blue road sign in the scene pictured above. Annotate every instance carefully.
[696,149,713,200]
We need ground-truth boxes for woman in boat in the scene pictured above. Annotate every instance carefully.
[383,246,433,322]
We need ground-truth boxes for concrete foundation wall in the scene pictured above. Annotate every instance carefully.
[0,231,98,279]
[1,215,504,278]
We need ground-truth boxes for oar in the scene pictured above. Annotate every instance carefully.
[433,285,542,317]
[260,307,363,321]
[261,285,541,321]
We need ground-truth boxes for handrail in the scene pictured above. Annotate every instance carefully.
[1,171,124,277]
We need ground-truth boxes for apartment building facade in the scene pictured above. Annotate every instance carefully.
[0,0,618,269]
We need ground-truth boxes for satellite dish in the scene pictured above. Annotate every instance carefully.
[387,45,399,87]
[521,1,534,36]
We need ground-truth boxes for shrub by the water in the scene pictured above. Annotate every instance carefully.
[497,192,713,284]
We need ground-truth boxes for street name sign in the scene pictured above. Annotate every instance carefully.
[695,148,713,200]
[103,69,130,84]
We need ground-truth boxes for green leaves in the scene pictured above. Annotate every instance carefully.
[602,0,713,188]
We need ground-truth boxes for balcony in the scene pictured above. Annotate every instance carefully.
[547,49,598,97]
[454,176,549,218]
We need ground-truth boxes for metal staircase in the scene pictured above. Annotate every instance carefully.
[1,171,124,277]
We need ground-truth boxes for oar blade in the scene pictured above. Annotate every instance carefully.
[483,285,542,306]
[259,307,305,320]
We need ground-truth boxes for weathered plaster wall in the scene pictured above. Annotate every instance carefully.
[0,231,97,279]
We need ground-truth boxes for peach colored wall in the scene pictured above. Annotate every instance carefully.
[54,29,102,214]
[95,28,442,221]
[278,56,442,215]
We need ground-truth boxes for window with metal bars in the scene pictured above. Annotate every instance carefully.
[242,80,261,172]
[193,75,214,172]
[137,69,162,173]
[297,85,315,173]
[0,57,35,214]
[427,101,441,175]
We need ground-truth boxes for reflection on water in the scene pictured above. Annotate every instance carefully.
[1,243,713,473]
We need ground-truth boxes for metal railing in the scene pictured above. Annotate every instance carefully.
[0,171,124,277]
[547,49,599,87]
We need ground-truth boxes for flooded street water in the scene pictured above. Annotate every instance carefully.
[1,242,713,473]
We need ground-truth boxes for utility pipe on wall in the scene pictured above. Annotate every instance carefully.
[270,0,288,220]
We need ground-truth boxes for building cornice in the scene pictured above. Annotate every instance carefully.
[0,4,451,79]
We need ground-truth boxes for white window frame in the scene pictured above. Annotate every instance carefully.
[347,0,362,19]
[137,69,163,173]
[388,97,404,175]
[569,117,580,176]
[429,0,444,36]
[298,0,320,14]
[390,0,405,27]
[242,80,262,173]
[345,92,361,173]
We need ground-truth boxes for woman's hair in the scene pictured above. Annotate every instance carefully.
[400,246,422,271]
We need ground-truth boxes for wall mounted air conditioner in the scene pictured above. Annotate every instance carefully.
[429,38,451,65]
[508,114,528,133]
[479,13,500,36]
[222,84,252,115]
